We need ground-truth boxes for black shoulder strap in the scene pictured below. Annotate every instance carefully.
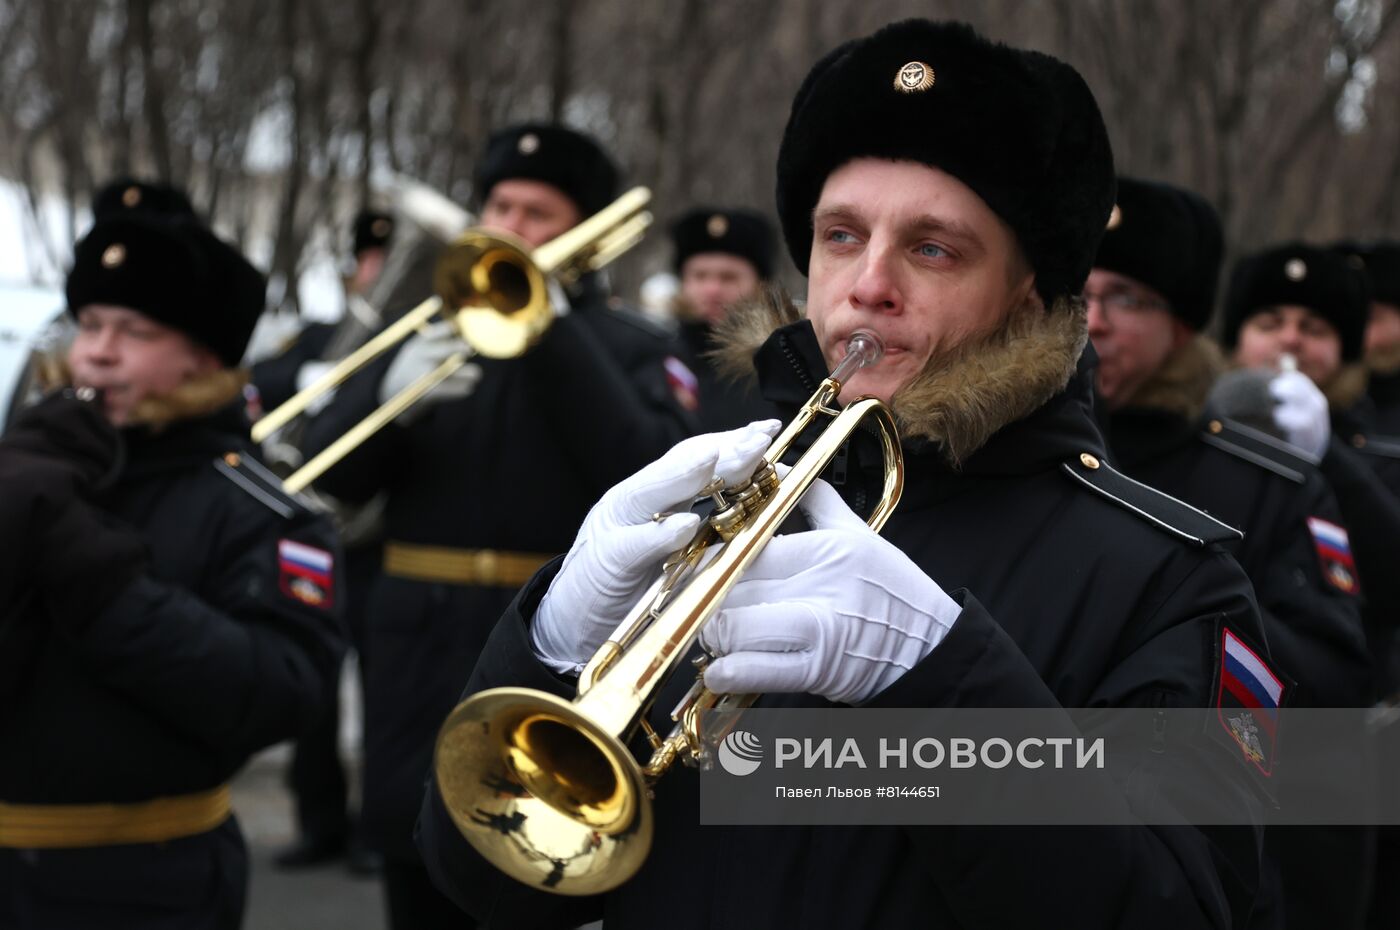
[212,450,310,520]
[1199,417,1316,484]
[1350,432,1400,460]
[1061,453,1243,547]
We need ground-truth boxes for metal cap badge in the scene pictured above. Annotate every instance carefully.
[517,132,540,155]
[101,243,126,269]
[1284,258,1308,282]
[706,214,729,238]
[121,186,142,208]
[894,61,935,93]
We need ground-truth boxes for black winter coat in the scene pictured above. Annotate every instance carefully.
[300,288,696,859]
[1108,407,1373,930]
[417,320,1274,930]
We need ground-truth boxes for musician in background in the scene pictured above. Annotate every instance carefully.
[1087,179,1371,928]
[419,20,1277,928]
[0,201,343,929]
[668,207,780,429]
[300,123,696,929]
[252,210,398,876]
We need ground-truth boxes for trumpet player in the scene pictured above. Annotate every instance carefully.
[0,198,344,929]
[298,123,697,928]
[418,19,1280,929]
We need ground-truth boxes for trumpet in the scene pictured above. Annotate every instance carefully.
[251,187,653,493]
[432,332,904,895]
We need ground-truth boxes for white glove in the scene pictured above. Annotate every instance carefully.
[1269,370,1331,459]
[378,321,483,416]
[532,420,783,674]
[701,478,961,705]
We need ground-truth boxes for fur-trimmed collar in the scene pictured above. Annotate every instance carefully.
[709,288,1086,465]
[1321,362,1370,413]
[41,358,249,432]
[1367,343,1400,377]
[1119,335,1225,421]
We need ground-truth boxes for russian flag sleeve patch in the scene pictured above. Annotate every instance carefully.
[278,539,335,610]
[1306,516,1360,596]
[1214,627,1287,777]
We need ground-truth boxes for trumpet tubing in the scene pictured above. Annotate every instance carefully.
[433,333,903,895]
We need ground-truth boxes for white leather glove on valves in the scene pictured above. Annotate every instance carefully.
[379,321,483,416]
[1270,370,1331,459]
[531,420,783,674]
[701,478,961,705]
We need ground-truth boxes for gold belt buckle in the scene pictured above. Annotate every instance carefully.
[472,548,499,583]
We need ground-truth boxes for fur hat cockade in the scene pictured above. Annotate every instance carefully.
[1093,177,1223,331]
[353,209,395,256]
[670,207,776,279]
[775,19,1115,306]
[65,215,266,368]
[90,177,197,222]
[474,123,620,218]
[1223,243,1370,361]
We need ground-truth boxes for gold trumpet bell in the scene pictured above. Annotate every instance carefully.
[434,229,552,360]
[434,688,654,895]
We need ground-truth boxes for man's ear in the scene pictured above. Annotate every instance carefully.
[1010,272,1043,317]
[1170,318,1194,351]
[192,344,222,375]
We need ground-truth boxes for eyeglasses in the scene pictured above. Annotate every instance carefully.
[1081,289,1169,317]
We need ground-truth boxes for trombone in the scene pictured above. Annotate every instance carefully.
[251,187,653,493]
[432,332,904,895]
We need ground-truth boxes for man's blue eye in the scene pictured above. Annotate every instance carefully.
[830,230,856,244]
[919,243,946,259]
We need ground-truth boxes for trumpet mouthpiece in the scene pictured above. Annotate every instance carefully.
[829,330,885,385]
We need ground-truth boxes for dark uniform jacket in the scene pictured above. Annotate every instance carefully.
[0,389,343,928]
[417,316,1274,930]
[300,283,696,860]
[1367,369,1400,436]
[1107,403,1372,930]
[676,319,779,432]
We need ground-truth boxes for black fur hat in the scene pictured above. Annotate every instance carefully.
[66,215,266,367]
[775,19,1116,305]
[1336,240,1400,307]
[1093,177,1223,331]
[474,123,620,218]
[91,177,196,221]
[1223,243,1370,361]
[670,207,776,279]
[352,209,395,256]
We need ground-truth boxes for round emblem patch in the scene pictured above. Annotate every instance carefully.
[101,244,126,268]
[894,61,936,93]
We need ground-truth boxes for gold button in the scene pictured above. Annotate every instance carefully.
[1208,420,1223,434]
[101,243,126,268]
[122,186,141,207]
[224,452,241,466]
[1080,453,1100,470]
[707,214,729,238]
